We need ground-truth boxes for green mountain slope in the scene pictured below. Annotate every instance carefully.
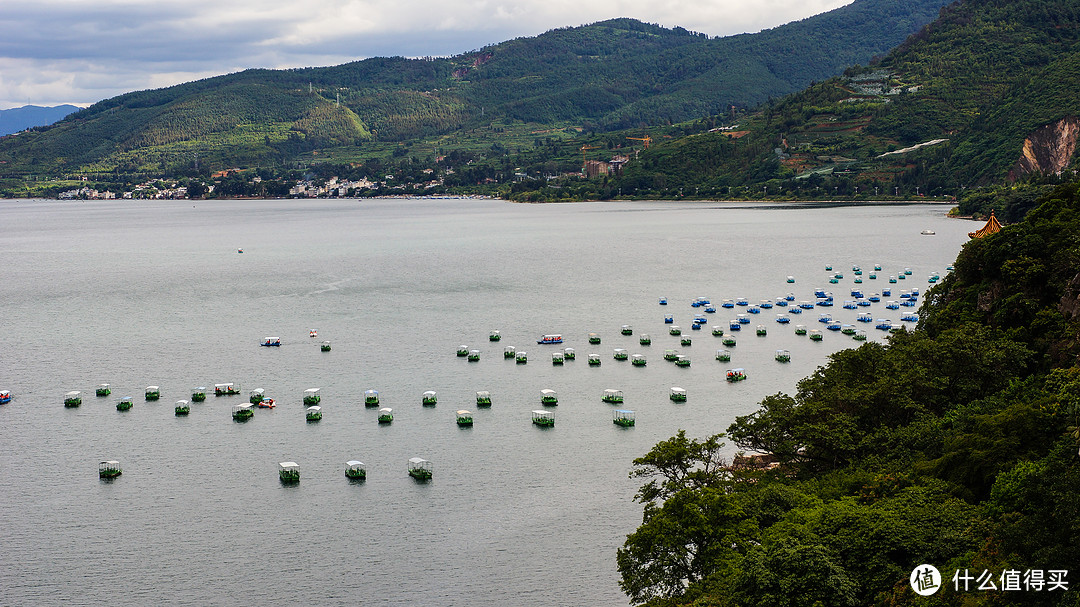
[591,0,1080,200]
[0,0,948,177]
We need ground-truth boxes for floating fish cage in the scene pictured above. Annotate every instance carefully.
[602,389,624,404]
[639,334,651,346]
[232,403,254,421]
[613,348,629,361]
[365,390,380,406]
[516,351,528,364]
[563,347,575,360]
[540,389,559,405]
[261,336,281,347]
[279,462,300,483]
[675,355,691,368]
[145,386,160,401]
[664,349,678,361]
[722,337,737,347]
[552,352,564,365]
[795,325,807,335]
[456,410,473,426]
[175,399,190,415]
[192,387,207,402]
[621,325,633,336]
[775,349,791,363]
[96,384,111,397]
[588,353,602,366]
[680,337,692,346]
[321,341,331,352]
[303,388,321,405]
[756,326,767,336]
[378,408,394,423]
[422,391,438,406]
[306,406,322,422]
[116,397,133,411]
[588,333,601,344]
[726,368,747,382]
[716,350,731,362]
[809,329,823,341]
[457,345,469,357]
[532,410,554,427]
[345,461,366,480]
[712,326,724,336]
[631,354,647,367]
[64,391,82,407]
[408,458,432,480]
[664,315,674,324]
[99,460,122,479]
[613,410,635,427]
[215,383,241,396]
[669,326,682,336]
[670,387,687,402]
[468,349,481,362]
[504,345,516,359]
[489,330,501,342]
[476,391,492,407]
[249,388,265,404]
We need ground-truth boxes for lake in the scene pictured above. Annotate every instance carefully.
[0,197,969,606]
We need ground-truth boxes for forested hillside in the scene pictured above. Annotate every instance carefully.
[0,0,947,178]
[618,180,1080,606]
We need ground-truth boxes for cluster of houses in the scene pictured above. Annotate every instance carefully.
[58,183,190,200]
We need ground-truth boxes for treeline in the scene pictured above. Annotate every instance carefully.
[618,180,1080,606]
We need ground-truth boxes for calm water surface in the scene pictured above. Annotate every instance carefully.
[0,198,968,606]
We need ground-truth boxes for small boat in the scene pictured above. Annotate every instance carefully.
[64,391,82,407]
[674,355,691,367]
[787,276,795,283]
[175,399,190,415]
[588,332,601,344]
[639,334,651,346]
[738,315,750,324]
[306,406,322,422]
[552,352,564,365]
[345,461,366,480]
[321,341,331,352]
[664,349,679,361]
[716,350,731,362]
[729,320,741,331]
[621,325,633,336]
[875,319,893,330]
[858,312,873,323]
[756,325,767,336]
[504,345,516,358]
[232,403,254,421]
[260,337,281,347]
[613,348,629,361]
[563,347,576,360]
[785,293,796,301]
[726,368,747,382]
[712,326,725,336]
[279,462,300,483]
[537,334,563,344]
[841,324,856,335]
[457,345,469,357]
[588,353,602,366]
[99,460,122,479]
[808,329,823,341]
[799,301,815,310]
[705,306,717,313]
[365,389,380,406]
[775,349,791,363]
[237,248,243,254]
[680,337,692,346]
[794,325,807,335]
[0,390,11,404]
[256,398,276,409]
[476,391,492,407]
[516,351,528,364]
[192,387,207,402]
[659,297,668,305]
[215,383,241,396]
[664,315,674,324]
[670,387,687,402]
[249,388,265,405]
[303,388,321,405]
[145,386,160,401]
[468,349,481,362]
[853,329,868,341]
[96,384,111,397]
[775,298,788,307]
[722,336,737,347]
[788,306,801,314]
[489,330,501,342]
[532,410,555,427]
[775,314,790,324]
[422,391,438,406]
[309,329,318,338]
[721,299,734,309]
[670,325,682,335]
[631,354,647,367]
[378,408,394,423]
[613,410,635,427]
[602,389,623,404]
[456,410,473,426]
[735,297,748,307]
[921,229,936,235]
[116,396,133,411]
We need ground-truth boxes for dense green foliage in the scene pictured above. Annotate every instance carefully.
[0,0,947,178]
[619,182,1080,605]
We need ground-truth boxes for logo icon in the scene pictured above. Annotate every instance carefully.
[911,564,941,596]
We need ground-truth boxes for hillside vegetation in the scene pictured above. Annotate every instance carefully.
[0,0,947,178]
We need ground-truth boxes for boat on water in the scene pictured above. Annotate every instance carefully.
[257,398,276,408]
[613,410,635,427]
[99,461,122,479]
[537,334,563,345]
[309,329,318,338]
[0,390,10,404]
[921,229,936,235]
[279,462,300,483]
[726,368,747,382]
[345,461,366,480]
[260,337,281,347]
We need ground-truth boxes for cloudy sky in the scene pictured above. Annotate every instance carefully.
[0,0,853,110]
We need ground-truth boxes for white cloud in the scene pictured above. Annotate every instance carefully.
[0,0,854,109]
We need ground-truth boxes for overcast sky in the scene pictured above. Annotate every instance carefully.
[0,0,853,110]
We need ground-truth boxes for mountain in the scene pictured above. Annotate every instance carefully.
[0,105,80,136]
[0,0,949,178]
[573,0,1080,202]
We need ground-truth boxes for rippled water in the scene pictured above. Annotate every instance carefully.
[0,197,967,606]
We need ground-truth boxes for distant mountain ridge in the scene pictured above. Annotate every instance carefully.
[0,105,80,136]
[0,0,949,176]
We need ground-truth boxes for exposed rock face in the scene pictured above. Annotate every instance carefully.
[1009,116,1080,181]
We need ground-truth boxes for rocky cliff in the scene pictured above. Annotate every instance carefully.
[1009,116,1079,180]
